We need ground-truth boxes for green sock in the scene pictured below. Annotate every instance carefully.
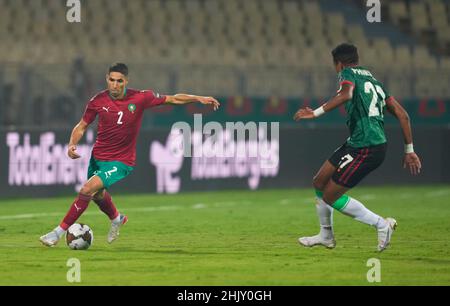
[315,189,350,211]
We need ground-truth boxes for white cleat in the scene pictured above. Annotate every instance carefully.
[107,214,128,244]
[298,235,336,249]
[377,217,397,252]
[39,231,60,247]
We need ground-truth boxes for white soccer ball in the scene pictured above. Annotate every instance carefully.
[66,223,94,250]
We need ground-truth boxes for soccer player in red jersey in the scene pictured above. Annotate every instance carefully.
[40,63,220,247]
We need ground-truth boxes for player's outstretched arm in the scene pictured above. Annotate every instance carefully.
[68,119,89,159]
[386,97,422,175]
[294,84,353,121]
[165,94,220,111]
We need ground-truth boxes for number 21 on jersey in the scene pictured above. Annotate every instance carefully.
[364,81,386,118]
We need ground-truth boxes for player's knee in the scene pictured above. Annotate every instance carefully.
[312,176,325,191]
[92,191,104,202]
[80,185,97,196]
[322,193,337,206]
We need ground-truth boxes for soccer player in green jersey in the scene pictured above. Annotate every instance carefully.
[294,43,422,252]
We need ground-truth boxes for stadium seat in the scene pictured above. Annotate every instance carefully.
[0,0,448,106]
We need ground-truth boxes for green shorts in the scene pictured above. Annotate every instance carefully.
[87,157,134,189]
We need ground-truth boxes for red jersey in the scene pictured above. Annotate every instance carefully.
[82,88,166,166]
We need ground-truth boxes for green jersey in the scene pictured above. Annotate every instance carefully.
[338,66,390,148]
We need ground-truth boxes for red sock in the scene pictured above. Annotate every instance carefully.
[93,191,119,220]
[60,193,92,230]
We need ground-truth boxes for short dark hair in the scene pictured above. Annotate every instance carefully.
[332,43,359,65]
[108,63,128,76]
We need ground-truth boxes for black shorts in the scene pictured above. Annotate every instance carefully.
[328,143,387,188]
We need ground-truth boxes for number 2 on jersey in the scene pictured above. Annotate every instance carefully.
[117,111,124,125]
[364,81,386,118]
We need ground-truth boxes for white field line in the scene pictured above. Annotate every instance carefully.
[398,193,414,199]
[1,188,448,221]
[279,199,293,205]
[425,189,450,197]
[0,212,64,220]
[0,202,241,221]
[280,198,317,205]
[359,194,377,201]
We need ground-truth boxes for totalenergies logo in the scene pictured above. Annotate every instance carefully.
[6,130,94,191]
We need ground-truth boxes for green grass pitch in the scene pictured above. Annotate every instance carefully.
[0,186,449,285]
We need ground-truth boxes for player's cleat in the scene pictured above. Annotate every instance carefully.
[107,214,128,244]
[39,230,60,247]
[377,217,397,252]
[298,235,336,249]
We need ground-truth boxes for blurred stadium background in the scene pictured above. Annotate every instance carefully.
[0,0,449,197]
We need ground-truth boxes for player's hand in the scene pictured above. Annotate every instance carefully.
[403,152,421,175]
[68,145,81,159]
[198,96,220,111]
[294,107,315,121]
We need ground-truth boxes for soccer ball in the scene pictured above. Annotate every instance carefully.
[66,223,94,250]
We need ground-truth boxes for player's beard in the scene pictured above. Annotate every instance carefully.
[110,89,122,99]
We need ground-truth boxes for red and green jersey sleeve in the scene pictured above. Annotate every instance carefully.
[338,68,356,89]
[142,90,167,109]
